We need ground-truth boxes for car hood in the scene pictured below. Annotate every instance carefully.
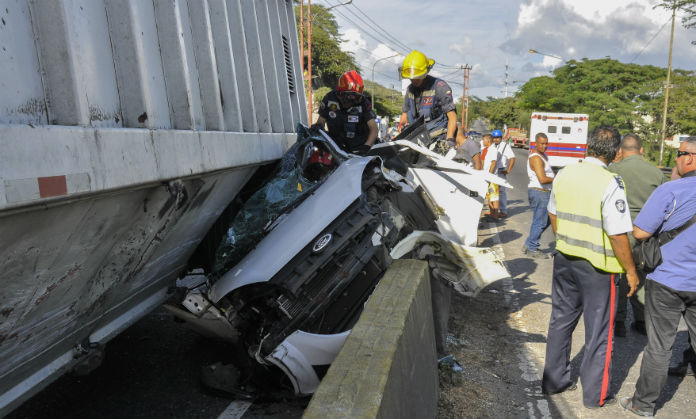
[208,156,376,303]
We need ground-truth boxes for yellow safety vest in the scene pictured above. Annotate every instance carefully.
[554,162,625,273]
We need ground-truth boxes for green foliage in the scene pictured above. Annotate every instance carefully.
[363,80,403,118]
[295,4,359,88]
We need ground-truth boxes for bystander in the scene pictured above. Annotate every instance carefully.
[492,130,515,217]
[621,137,696,417]
[482,134,501,219]
[609,134,665,337]
[522,133,554,259]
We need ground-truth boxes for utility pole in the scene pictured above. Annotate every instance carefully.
[306,0,313,122]
[504,58,509,98]
[461,64,472,131]
[659,6,676,165]
[299,0,304,74]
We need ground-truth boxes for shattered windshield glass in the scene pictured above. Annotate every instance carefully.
[210,129,339,280]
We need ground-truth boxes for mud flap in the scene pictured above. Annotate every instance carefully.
[390,231,510,296]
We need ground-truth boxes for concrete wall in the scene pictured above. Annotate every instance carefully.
[303,259,438,419]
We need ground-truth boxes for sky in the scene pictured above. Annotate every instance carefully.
[313,0,696,101]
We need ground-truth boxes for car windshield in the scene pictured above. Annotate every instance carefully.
[209,131,339,280]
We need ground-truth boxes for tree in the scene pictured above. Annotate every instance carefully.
[655,0,696,43]
[295,4,359,88]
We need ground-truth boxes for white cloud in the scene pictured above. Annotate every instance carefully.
[341,28,367,54]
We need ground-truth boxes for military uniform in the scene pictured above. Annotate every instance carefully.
[318,90,376,152]
[542,157,633,408]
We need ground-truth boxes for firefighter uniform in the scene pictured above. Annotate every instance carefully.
[318,90,376,153]
[542,157,633,408]
[402,75,455,145]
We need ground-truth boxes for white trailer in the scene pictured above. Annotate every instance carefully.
[0,0,305,415]
[529,112,589,168]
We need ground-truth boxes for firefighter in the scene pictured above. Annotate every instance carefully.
[313,70,378,155]
[398,50,458,150]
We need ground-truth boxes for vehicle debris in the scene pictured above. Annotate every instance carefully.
[165,121,511,396]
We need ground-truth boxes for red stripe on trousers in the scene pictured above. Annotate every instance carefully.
[600,274,616,405]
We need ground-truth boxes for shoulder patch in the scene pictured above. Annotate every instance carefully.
[437,80,445,87]
[614,175,624,189]
[615,199,626,213]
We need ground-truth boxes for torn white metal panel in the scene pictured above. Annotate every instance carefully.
[266,331,350,395]
[372,140,513,188]
[209,157,375,302]
[390,231,510,296]
[409,167,486,246]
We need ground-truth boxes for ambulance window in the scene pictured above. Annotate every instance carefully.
[561,126,571,134]
[547,125,557,133]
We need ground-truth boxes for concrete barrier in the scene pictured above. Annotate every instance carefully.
[303,259,438,419]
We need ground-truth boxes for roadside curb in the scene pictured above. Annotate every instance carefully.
[303,259,438,419]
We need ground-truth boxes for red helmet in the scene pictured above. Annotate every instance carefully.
[337,70,364,94]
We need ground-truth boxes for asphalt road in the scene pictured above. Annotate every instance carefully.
[8,308,308,419]
[478,147,695,418]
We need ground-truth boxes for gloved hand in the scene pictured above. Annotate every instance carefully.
[353,144,372,155]
[310,123,324,132]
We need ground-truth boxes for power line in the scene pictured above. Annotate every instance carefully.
[630,16,672,63]
[323,0,409,54]
[321,0,461,69]
[347,3,412,52]
[322,0,411,53]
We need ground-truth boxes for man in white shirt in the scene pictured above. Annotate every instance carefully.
[492,129,516,217]
[482,134,501,219]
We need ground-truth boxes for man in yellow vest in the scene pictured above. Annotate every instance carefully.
[541,125,639,409]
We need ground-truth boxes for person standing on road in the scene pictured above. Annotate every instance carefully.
[542,125,639,409]
[398,50,458,151]
[608,134,665,337]
[482,134,501,219]
[492,129,515,217]
[620,137,696,417]
[522,133,554,259]
[454,129,483,169]
[313,70,378,155]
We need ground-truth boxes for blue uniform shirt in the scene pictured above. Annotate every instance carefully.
[634,171,696,292]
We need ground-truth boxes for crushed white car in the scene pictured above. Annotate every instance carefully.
[165,121,511,396]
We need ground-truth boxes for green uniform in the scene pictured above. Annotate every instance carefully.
[609,154,665,325]
[609,155,665,223]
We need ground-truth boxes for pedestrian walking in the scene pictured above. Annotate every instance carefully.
[542,125,639,409]
[492,129,515,217]
[313,70,377,155]
[608,134,665,337]
[620,137,696,417]
[522,133,554,259]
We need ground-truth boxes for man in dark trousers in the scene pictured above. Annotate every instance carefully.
[609,134,665,337]
[542,126,639,409]
[621,137,696,417]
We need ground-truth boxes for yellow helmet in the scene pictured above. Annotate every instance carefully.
[400,50,435,79]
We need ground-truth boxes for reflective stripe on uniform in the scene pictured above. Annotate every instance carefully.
[556,211,603,228]
[554,162,624,273]
[556,234,616,258]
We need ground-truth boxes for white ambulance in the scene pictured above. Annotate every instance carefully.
[529,112,589,168]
